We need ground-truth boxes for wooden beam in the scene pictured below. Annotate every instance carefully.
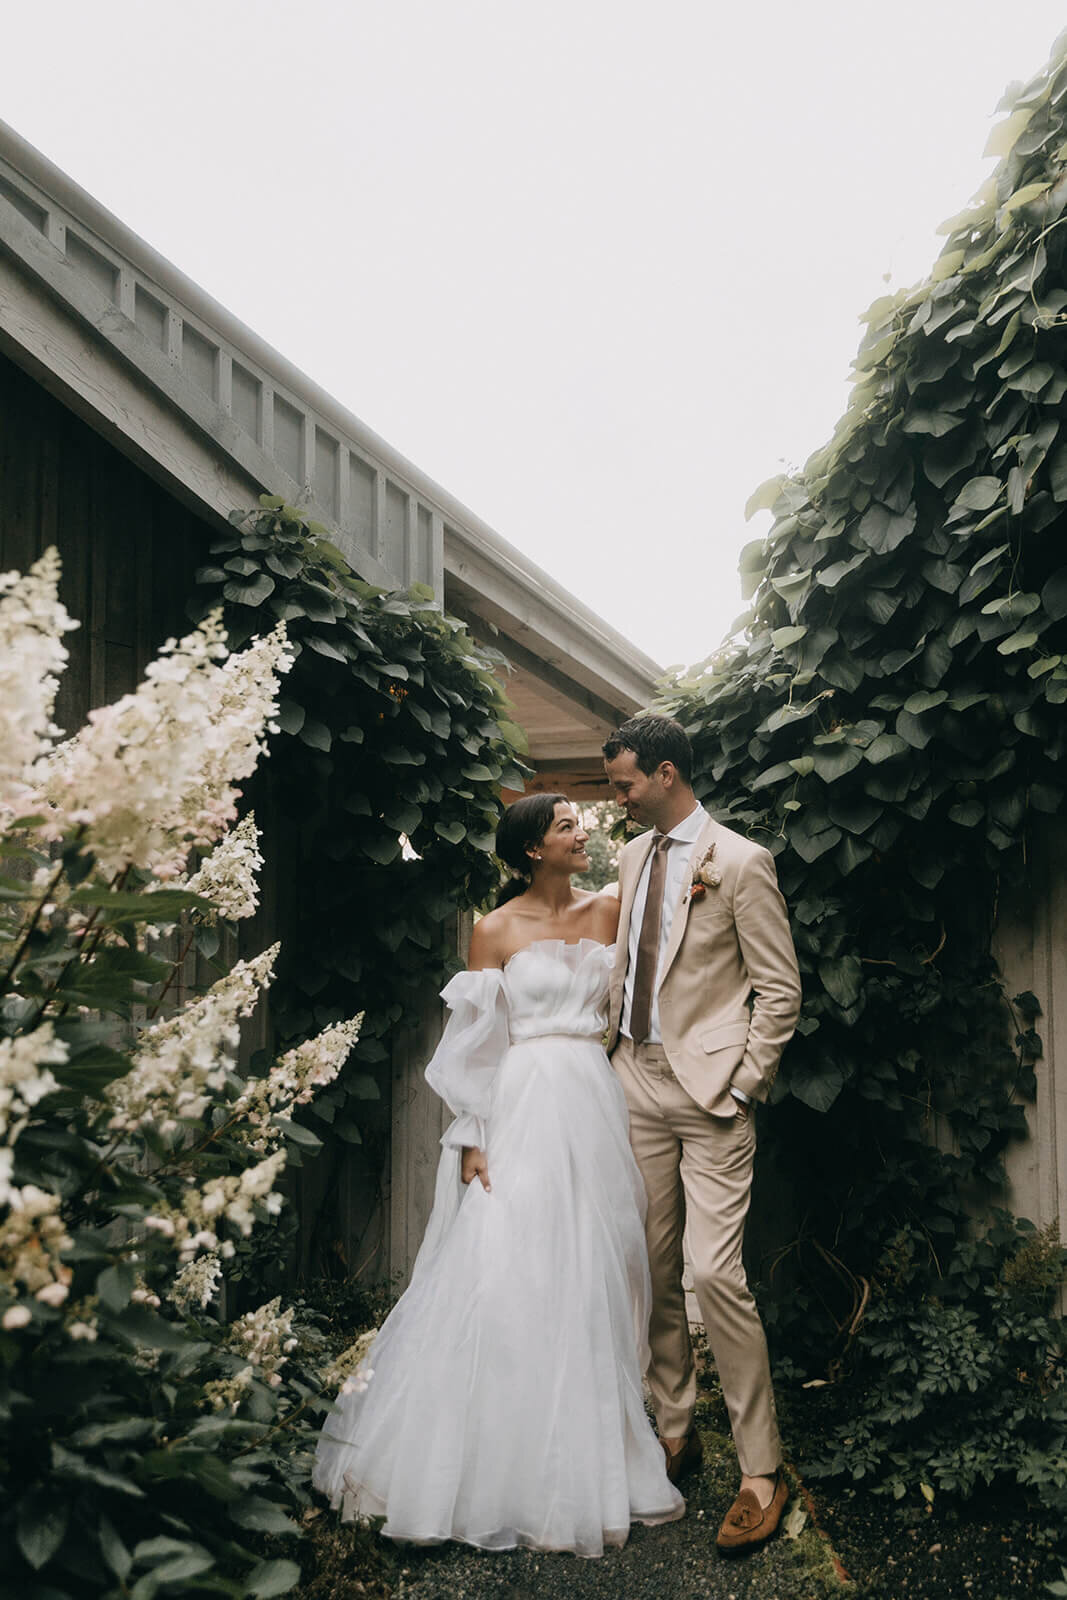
[445,549,659,716]
[523,766,613,800]
[453,600,628,731]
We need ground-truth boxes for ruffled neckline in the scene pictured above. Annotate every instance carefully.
[503,937,616,972]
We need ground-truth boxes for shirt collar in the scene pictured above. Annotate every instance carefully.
[662,803,707,844]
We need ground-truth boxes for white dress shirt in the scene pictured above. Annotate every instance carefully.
[621,803,749,1104]
[621,803,707,1044]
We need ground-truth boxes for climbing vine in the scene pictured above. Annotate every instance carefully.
[660,39,1067,1372]
[190,500,528,1269]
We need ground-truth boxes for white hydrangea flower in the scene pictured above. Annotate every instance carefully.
[33,614,292,878]
[204,1364,255,1414]
[36,1280,69,1307]
[226,1295,297,1383]
[146,1149,289,1262]
[0,1184,72,1305]
[144,1215,176,1238]
[183,812,264,922]
[107,944,279,1134]
[0,1023,68,1147]
[63,1296,99,1342]
[198,1149,288,1244]
[0,548,79,812]
[167,1251,223,1313]
[236,1153,287,1200]
[231,1014,363,1153]
[322,1326,379,1395]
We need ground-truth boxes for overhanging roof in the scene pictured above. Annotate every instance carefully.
[0,118,660,789]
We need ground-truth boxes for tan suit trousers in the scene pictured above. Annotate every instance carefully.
[613,1036,781,1478]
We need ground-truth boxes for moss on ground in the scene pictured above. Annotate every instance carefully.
[296,1507,398,1600]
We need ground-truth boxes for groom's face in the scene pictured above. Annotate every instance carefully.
[604,750,668,830]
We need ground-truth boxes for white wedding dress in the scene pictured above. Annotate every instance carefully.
[313,938,684,1556]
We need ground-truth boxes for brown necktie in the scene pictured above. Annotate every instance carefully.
[630,833,672,1043]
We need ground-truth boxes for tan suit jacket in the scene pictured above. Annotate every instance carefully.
[607,813,801,1116]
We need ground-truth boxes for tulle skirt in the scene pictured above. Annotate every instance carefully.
[312,1032,684,1556]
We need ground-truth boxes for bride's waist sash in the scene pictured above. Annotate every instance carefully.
[508,1026,605,1045]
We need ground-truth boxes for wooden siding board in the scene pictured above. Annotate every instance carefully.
[1044,825,1067,1236]
[1,349,215,731]
[998,819,1067,1312]
[388,911,470,1288]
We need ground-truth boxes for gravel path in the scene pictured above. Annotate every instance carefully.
[300,1381,1063,1600]
[391,1423,846,1600]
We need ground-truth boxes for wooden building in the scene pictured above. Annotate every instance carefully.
[0,117,660,1284]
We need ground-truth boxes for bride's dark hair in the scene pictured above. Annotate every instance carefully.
[495,792,570,907]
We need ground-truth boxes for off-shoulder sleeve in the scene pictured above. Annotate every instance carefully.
[406,969,508,1286]
[425,967,509,1151]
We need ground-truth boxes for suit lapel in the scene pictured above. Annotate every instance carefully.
[658,814,717,987]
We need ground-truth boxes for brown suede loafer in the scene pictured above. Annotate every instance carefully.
[660,1428,703,1486]
[716,1469,788,1553]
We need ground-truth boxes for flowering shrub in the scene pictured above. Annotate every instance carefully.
[0,551,363,1597]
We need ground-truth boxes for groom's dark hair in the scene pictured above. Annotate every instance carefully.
[602,714,693,783]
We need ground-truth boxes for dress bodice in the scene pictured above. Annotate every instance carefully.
[423,939,614,1153]
[503,938,612,1042]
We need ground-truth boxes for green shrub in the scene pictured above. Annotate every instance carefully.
[805,1214,1066,1524]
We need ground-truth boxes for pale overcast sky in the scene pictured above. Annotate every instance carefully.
[4,2,1066,669]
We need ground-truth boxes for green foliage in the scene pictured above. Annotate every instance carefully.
[575,801,623,892]
[190,501,528,1271]
[806,1215,1067,1524]
[0,829,347,1597]
[660,40,1067,1358]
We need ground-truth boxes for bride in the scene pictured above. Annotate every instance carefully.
[313,792,684,1556]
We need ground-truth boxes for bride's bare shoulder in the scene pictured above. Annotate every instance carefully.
[467,906,518,970]
[573,887,620,941]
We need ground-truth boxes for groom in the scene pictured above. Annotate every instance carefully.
[603,714,801,1553]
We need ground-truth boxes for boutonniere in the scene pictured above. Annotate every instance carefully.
[688,843,721,901]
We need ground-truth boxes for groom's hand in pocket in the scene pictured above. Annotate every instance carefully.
[461,1146,491,1191]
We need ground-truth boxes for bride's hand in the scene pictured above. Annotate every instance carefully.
[461,1146,491,1192]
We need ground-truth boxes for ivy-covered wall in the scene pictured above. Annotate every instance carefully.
[191,501,529,1285]
[661,40,1067,1357]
